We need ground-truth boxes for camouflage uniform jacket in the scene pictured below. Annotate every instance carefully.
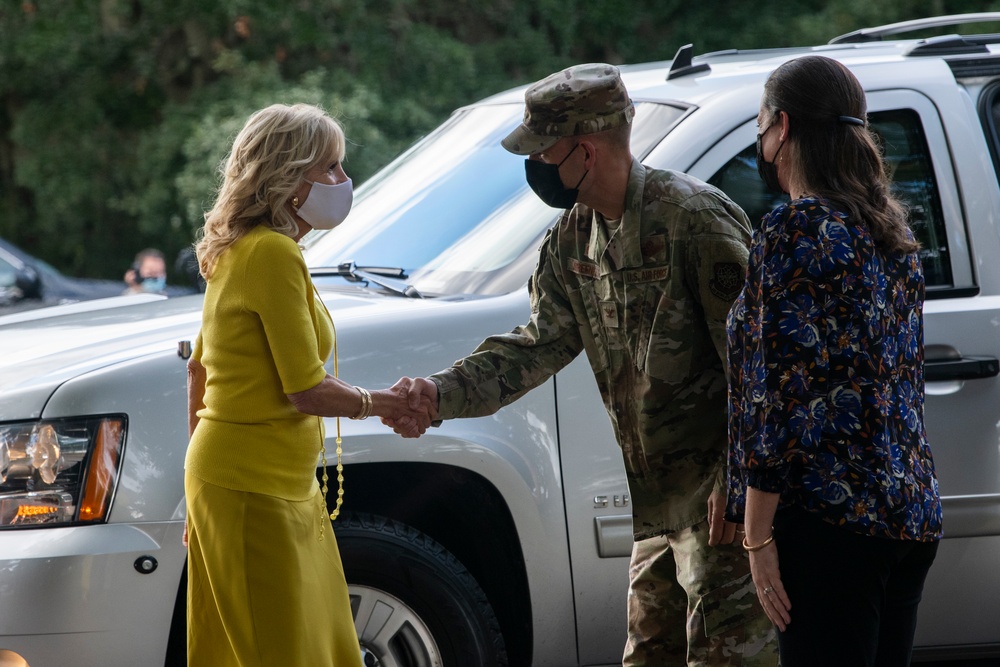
[431,158,751,539]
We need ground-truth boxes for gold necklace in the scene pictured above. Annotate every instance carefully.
[315,288,344,542]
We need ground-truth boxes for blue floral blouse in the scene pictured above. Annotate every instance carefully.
[725,197,943,541]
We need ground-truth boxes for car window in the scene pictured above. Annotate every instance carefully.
[301,102,687,296]
[977,80,1000,187]
[0,256,17,289]
[707,109,952,288]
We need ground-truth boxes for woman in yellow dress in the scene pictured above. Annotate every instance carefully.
[184,103,433,666]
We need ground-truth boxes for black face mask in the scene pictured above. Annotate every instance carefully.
[524,143,589,209]
[755,125,786,194]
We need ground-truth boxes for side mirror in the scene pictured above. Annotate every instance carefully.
[14,265,43,300]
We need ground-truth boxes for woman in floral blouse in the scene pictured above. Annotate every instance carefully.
[725,55,943,666]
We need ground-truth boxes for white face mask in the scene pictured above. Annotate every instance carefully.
[296,178,353,230]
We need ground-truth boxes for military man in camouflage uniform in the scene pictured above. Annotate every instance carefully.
[388,63,777,665]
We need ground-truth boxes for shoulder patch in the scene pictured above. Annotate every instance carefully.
[709,261,743,301]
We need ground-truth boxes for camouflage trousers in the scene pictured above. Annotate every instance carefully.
[623,517,778,666]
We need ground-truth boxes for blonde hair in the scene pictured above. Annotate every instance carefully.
[195,103,346,278]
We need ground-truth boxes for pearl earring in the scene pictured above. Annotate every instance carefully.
[292,196,300,208]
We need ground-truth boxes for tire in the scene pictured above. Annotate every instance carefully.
[336,512,508,667]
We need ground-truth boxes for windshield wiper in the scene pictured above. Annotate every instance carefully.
[311,262,424,298]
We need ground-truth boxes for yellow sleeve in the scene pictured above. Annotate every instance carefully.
[192,330,203,363]
[243,232,328,395]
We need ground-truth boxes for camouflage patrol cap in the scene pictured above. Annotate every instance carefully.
[501,63,635,155]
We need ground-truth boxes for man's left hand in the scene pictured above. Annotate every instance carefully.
[706,486,741,546]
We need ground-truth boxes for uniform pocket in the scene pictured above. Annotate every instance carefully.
[697,571,757,637]
[640,293,693,383]
[574,280,610,375]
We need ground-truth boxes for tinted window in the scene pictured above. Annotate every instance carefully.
[978,80,1000,188]
[708,109,951,288]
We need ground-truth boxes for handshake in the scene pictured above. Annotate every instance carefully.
[380,376,440,438]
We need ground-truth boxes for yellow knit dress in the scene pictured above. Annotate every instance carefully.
[185,225,362,667]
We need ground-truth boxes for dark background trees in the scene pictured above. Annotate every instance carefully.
[0,0,993,284]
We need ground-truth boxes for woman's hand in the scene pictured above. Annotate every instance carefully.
[288,375,435,435]
[749,540,791,631]
[742,487,787,628]
[371,380,437,438]
[380,377,440,438]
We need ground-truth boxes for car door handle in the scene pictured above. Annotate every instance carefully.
[925,356,1000,382]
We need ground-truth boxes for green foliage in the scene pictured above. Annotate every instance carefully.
[1,0,998,280]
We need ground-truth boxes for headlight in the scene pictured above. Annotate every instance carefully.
[0,416,126,528]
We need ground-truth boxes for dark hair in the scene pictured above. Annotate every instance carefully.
[133,247,165,264]
[761,55,917,254]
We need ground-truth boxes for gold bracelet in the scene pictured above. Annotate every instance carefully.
[363,387,373,418]
[364,387,373,418]
[351,386,372,420]
[742,533,775,552]
[356,386,372,419]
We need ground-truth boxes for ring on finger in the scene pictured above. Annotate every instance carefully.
[762,586,774,595]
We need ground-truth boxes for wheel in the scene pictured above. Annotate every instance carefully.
[336,512,508,667]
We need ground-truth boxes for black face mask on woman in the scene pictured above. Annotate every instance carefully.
[755,125,786,194]
[524,143,589,209]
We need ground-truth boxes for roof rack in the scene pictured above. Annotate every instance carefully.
[904,34,1000,56]
[666,44,710,80]
[830,12,1000,44]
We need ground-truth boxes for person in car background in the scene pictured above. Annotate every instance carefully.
[123,247,168,294]
[387,64,778,665]
[184,103,432,666]
[725,55,943,666]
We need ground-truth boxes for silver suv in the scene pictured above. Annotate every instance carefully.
[2,13,1000,666]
